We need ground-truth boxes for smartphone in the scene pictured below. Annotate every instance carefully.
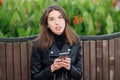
[59,52,69,59]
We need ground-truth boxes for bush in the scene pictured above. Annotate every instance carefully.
[0,0,120,37]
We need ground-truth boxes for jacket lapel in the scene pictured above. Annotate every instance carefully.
[49,44,61,57]
[61,43,71,53]
[49,43,72,57]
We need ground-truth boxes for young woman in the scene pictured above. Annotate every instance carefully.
[30,5,82,80]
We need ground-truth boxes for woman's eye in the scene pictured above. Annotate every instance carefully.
[49,18,53,21]
[59,16,63,19]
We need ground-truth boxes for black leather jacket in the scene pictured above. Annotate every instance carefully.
[30,41,82,80]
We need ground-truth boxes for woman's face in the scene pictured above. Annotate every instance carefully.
[47,10,65,35]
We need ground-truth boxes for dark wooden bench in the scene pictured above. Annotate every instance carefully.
[0,32,120,80]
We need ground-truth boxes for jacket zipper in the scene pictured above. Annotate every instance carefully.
[62,72,63,80]
[54,72,68,80]
[66,72,67,79]
[54,74,56,80]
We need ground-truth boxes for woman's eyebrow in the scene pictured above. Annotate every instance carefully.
[48,14,62,19]
[48,17,54,19]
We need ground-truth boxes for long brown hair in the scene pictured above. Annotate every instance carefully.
[34,5,78,49]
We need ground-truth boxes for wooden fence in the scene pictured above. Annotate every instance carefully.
[0,32,120,80]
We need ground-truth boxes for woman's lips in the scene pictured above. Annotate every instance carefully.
[55,26,61,31]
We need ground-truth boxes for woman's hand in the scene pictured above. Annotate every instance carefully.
[51,57,71,72]
[51,58,63,72]
[60,57,71,70]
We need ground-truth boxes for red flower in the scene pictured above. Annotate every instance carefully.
[113,0,118,7]
[0,0,2,6]
[74,16,78,19]
[73,16,79,25]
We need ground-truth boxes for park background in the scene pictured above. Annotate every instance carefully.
[0,0,120,37]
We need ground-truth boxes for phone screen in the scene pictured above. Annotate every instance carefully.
[59,52,69,59]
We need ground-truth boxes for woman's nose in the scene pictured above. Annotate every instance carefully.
[54,19,59,25]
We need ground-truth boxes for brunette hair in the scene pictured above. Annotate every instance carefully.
[34,5,78,49]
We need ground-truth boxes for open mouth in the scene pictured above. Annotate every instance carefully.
[55,26,61,31]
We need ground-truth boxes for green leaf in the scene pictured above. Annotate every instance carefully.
[0,30,4,37]
[25,27,32,36]
[106,14,113,34]
[17,27,25,37]
[83,11,94,35]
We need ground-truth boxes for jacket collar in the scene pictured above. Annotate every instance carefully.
[49,43,71,57]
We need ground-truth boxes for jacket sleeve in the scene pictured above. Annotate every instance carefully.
[30,46,54,80]
[69,41,83,80]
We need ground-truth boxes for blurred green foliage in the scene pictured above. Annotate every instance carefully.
[0,0,120,37]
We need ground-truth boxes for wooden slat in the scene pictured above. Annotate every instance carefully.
[109,39,115,80]
[83,41,90,80]
[103,40,109,80]
[90,41,96,80]
[0,43,6,80]
[6,43,13,80]
[81,41,83,80]
[96,40,103,80]
[114,38,120,80]
[13,42,21,80]
[21,42,28,80]
[27,42,33,80]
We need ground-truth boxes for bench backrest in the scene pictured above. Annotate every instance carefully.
[0,32,120,80]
